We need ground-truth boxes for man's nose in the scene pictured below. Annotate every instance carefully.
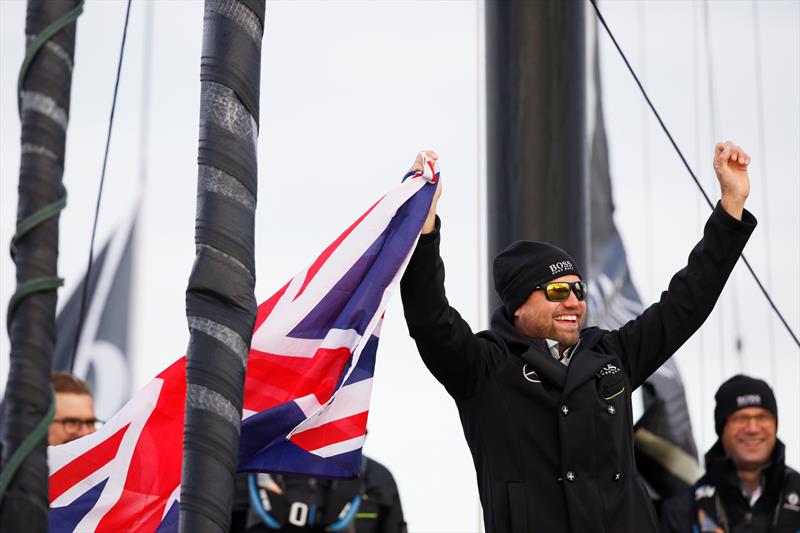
[744,417,761,431]
[563,290,581,307]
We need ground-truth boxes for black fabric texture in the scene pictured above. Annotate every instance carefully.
[20,119,67,167]
[0,1,79,531]
[185,334,246,414]
[360,457,407,533]
[400,204,756,533]
[198,120,258,196]
[492,240,581,316]
[23,0,78,115]
[25,0,79,55]
[185,251,256,336]
[193,191,257,276]
[241,0,266,27]
[200,14,262,129]
[24,52,75,113]
[181,1,264,531]
[713,374,778,436]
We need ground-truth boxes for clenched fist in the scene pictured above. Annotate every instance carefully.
[713,141,750,221]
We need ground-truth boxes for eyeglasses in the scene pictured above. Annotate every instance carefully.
[727,412,775,428]
[52,418,102,433]
[534,281,588,302]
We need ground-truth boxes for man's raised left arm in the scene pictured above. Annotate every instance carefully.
[607,141,757,387]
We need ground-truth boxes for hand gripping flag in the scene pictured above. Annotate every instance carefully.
[47,156,439,532]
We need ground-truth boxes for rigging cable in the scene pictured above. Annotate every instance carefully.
[751,0,778,385]
[589,0,800,350]
[69,0,133,372]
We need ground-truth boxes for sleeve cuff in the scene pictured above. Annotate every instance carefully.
[418,215,441,245]
[712,201,757,232]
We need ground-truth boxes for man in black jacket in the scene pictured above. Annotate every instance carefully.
[399,142,756,533]
[239,455,407,533]
[660,375,800,532]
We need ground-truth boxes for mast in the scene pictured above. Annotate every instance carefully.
[179,1,265,531]
[0,0,81,530]
[485,0,587,308]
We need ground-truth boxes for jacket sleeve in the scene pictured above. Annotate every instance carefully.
[400,217,493,400]
[659,489,695,533]
[606,202,756,388]
[376,470,407,533]
[379,490,407,533]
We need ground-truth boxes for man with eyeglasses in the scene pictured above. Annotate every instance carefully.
[399,142,756,533]
[660,375,800,532]
[48,372,99,445]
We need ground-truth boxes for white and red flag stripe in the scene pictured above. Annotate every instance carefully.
[47,157,439,532]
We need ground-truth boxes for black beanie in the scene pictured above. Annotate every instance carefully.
[492,241,582,316]
[714,375,778,436]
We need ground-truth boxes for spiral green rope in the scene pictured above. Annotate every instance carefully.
[9,194,67,260]
[0,387,56,502]
[16,1,84,113]
[1,0,84,508]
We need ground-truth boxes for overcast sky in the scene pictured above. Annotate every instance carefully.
[1,1,798,531]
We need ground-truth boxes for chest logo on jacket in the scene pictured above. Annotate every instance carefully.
[522,364,541,383]
[785,492,800,512]
[694,484,716,500]
[596,363,620,378]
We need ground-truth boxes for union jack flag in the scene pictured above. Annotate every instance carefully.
[47,158,439,532]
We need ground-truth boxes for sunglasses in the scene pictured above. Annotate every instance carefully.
[533,280,588,302]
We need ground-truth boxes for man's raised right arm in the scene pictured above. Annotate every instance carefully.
[400,151,490,400]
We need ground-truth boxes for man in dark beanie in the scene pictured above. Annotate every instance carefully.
[400,142,757,533]
[661,376,800,532]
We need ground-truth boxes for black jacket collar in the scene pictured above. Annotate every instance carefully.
[489,305,534,354]
[489,305,568,387]
[704,437,787,505]
[488,307,615,394]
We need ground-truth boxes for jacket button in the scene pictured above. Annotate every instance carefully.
[565,471,575,482]
[613,472,622,482]
[561,405,569,416]
[607,405,616,415]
